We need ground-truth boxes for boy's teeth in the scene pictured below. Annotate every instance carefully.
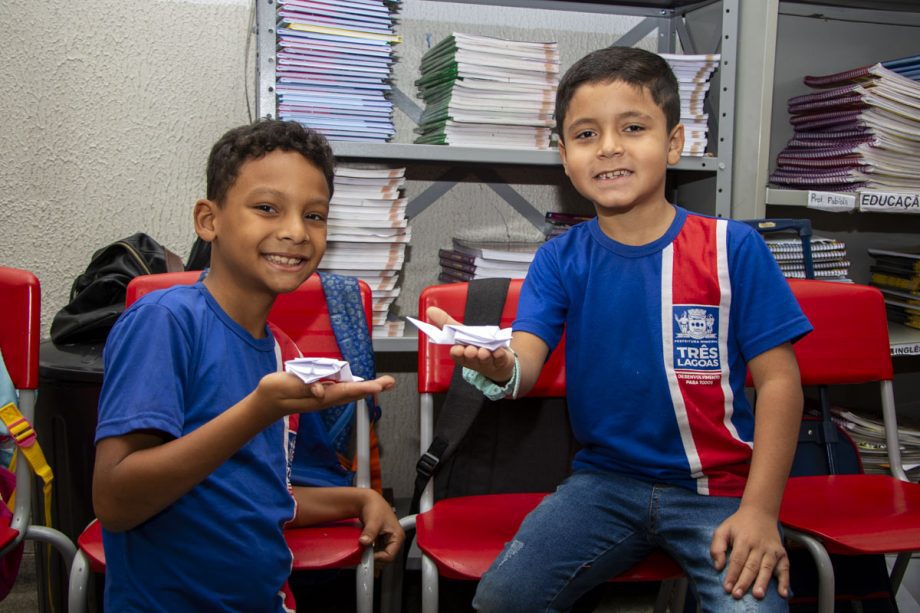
[598,170,630,179]
[266,254,302,266]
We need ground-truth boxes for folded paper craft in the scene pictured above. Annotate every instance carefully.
[406,316,512,351]
[285,357,362,384]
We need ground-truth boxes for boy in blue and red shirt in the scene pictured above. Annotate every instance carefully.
[429,46,812,612]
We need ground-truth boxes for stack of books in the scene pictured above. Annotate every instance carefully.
[832,408,920,480]
[318,166,409,337]
[438,239,541,283]
[765,236,851,280]
[414,33,559,149]
[868,246,920,329]
[543,211,593,240]
[660,53,721,157]
[275,0,401,142]
[769,54,920,192]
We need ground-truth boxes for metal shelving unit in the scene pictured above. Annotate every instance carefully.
[255,0,739,351]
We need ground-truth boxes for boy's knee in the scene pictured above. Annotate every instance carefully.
[473,567,548,613]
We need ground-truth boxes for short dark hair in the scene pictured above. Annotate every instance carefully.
[555,46,681,141]
[206,119,335,204]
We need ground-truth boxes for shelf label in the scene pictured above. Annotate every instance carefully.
[891,343,920,357]
[859,191,920,214]
[806,191,856,212]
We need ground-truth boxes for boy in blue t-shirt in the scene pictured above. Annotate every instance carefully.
[93,120,403,611]
[428,47,812,611]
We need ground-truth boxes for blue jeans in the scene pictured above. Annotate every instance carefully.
[472,471,788,613]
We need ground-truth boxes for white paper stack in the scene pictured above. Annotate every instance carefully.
[438,238,540,283]
[275,0,401,142]
[319,166,409,336]
[832,408,920,479]
[659,53,720,157]
[414,33,559,150]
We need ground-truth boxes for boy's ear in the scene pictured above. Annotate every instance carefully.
[667,123,685,165]
[194,199,218,243]
[558,138,570,177]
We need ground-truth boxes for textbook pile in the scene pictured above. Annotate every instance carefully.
[867,245,920,330]
[438,238,540,283]
[769,54,920,192]
[660,53,721,157]
[765,236,851,280]
[274,0,401,142]
[543,211,593,240]
[318,166,409,337]
[832,408,920,480]
[414,33,559,149]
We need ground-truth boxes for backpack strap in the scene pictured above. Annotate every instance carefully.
[0,402,53,527]
[411,277,511,514]
[318,273,379,454]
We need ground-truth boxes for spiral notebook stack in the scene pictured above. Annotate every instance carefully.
[438,239,540,283]
[414,33,559,149]
[867,245,920,330]
[318,166,409,337]
[660,53,720,157]
[766,236,850,281]
[770,54,920,192]
[275,0,402,142]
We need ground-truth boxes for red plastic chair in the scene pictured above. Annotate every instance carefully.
[409,280,686,613]
[779,279,920,613]
[68,272,378,612]
[0,266,76,594]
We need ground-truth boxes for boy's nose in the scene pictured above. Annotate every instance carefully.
[598,134,624,157]
[278,216,308,243]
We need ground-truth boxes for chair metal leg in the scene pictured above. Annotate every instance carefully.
[785,528,835,613]
[25,525,77,575]
[356,545,374,613]
[421,554,439,613]
[890,551,912,593]
[68,549,90,613]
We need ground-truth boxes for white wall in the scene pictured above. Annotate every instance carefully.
[0,0,653,499]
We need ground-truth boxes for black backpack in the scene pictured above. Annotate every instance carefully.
[50,233,185,345]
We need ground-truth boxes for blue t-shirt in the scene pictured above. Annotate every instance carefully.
[515,207,813,496]
[96,283,296,611]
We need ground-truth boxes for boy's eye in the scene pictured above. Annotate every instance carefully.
[573,129,596,140]
[254,203,276,213]
[624,124,644,133]
[305,212,326,222]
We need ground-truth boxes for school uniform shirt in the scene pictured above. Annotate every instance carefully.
[96,283,297,612]
[515,206,813,497]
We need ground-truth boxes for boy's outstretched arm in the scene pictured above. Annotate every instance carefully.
[426,306,549,398]
[710,342,803,600]
[93,373,395,532]
[291,486,405,564]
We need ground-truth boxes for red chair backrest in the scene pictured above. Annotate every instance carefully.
[417,280,566,396]
[124,272,372,358]
[786,279,893,385]
[0,266,41,390]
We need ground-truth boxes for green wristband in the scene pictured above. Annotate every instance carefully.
[462,350,520,401]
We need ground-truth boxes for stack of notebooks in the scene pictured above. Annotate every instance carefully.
[275,0,402,142]
[318,166,409,337]
[660,53,721,157]
[414,33,559,149]
[832,408,920,480]
[543,211,593,240]
[769,54,920,192]
[765,236,851,280]
[438,239,541,283]
[868,246,920,329]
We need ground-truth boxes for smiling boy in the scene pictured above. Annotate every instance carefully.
[93,120,402,611]
[428,47,812,611]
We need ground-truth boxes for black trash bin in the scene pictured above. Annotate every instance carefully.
[34,340,105,613]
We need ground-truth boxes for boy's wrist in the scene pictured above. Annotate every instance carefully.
[462,350,521,401]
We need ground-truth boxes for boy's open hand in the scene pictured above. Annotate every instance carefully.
[256,372,396,419]
[710,506,790,600]
[426,306,515,384]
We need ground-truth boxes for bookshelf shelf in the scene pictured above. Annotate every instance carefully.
[330,141,721,171]
[373,334,418,353]
[890,323,920,358]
